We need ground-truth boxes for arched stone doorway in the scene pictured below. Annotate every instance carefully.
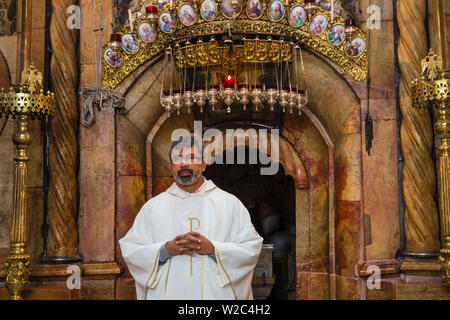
[204,145,297,300]
[148,112,332,299]
[114,46,362,299]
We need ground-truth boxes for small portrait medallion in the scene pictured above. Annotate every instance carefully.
[121,33,139,54]
[200,0,217,21]
[104,48,123,67]
[346,37,365,57]
[328,24,346,46]
[221,0,242,19]
[179,4,197,26]
[159,11,176,33]
[268,0,285,22]
[288,6,306,27]
[246,0,263,19]
[138,22,157,43]
[309,14,328,35]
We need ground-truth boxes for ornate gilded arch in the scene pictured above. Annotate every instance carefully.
[102,0,368,89]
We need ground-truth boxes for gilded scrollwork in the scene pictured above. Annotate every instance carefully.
[103,2,368,89]
[440,237,450,284]
[5,256,31,300]
[173,39,291,69]
[0,85,55,118]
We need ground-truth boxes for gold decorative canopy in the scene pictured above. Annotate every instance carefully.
[0,65,55,119]
[102,0,368,89]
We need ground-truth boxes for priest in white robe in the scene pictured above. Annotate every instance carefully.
[119,134,263,300]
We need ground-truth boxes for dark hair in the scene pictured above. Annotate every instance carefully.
[168,133,204,162]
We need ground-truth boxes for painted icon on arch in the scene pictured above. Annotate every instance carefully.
[247,0,263,19]
[288,5,306,27]
[328,24,346,46]
[200,0,217,21]
[121,33,139,54]
[179,4,197,26]
[221,0,242,18]
[159,11,176,33]
[346,37,365,57]
[268,0,285,22]
[138,22,156,43]
[309,14,327,35]
[104,48,123,67]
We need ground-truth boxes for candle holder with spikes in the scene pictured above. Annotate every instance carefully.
[0,64,55,300]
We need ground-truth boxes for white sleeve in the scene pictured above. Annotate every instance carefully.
[119,204,165,300]
[211,199,263,300]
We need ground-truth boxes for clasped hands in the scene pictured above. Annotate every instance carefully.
[166,231,214,256]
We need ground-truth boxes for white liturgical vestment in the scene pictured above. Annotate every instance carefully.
[119,178,263,300]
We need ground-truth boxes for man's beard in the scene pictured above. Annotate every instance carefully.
[173,167,202,185]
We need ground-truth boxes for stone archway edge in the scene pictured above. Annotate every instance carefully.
[145,105,337,299]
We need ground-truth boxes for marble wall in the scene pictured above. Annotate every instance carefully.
[78,0,115,263]
[0,0,16,250]
[3,0,448,300]
[51,0,402,300]
[105,24,400,299]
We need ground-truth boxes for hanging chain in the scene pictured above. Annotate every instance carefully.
[80,0,126,128]
[299,45,307,100]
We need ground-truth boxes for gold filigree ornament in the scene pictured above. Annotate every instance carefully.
[103,0,368,89]
[421,48,443,81]
[4,252,31,300]
[21,64,43,94]
[440,236,450,284]
[173,38,290,68]
[0,66,55,119]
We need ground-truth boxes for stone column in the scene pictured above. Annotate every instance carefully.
[397,0,440,256]
[41,0,81,262]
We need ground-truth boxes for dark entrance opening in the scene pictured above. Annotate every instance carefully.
[204,146,296,300]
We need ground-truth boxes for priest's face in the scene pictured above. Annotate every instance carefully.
[169,145,206,185]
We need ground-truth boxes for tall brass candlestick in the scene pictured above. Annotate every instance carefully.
[5,113,32,300]
[1,86,55,301]
[1,82,55,299]
[1,0,55,300]
[435,91,450,285]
